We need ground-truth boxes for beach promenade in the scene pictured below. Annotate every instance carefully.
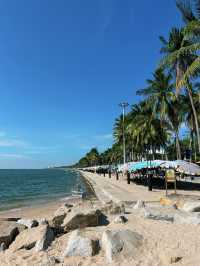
[81,171,200,204]
[81,171,166,203]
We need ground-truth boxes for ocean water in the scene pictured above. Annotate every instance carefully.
[0,168,88,211]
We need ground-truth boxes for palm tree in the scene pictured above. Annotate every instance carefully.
[128,102,169,160]
[160,26,200,152]
[184,86,200,160]
[172,1,200,89]
[137,68,174,123]
[86,148,100,166]
[168,96,186,159]
[113,114,134,162]
[136,68,184,159]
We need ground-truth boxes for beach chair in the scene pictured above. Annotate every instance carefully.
[165,169,176,196]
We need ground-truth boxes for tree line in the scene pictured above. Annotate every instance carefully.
[74,0,200,168]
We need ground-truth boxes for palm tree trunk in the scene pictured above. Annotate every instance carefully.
[175,131,181,160]
[193,132,197,162]
[187,84,200,153]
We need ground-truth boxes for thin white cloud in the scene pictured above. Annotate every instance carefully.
[0,139,28,148]
[0,153,28,159]
[0,131,29,148]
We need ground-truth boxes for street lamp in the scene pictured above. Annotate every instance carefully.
[119,102,129,167]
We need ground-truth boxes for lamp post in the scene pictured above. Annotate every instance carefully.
[119,102,129,167]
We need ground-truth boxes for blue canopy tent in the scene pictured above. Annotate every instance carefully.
[128,160,164,172]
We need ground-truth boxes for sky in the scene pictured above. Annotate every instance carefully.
[0,0,183,168]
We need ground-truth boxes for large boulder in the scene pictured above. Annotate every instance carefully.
[9,224,54,252]
[17,219,38,228]
[100,201,125,215]
[174,211,200,225]
[102,229,143,263]
[63,230,97,257]
[181,201,200,212]
[0,221,26,248]
[62,208,103,233]
[50,204,73,229]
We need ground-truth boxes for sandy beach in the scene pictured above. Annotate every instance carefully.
[0,171,200,265]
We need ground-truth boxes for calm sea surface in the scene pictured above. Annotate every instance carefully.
[0,169,87,211]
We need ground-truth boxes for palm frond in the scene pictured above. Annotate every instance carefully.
[176,0,196,23]
[195,0,200,19]
[177,57,200,88]
[184,20,200,37]
[159,36,168,45]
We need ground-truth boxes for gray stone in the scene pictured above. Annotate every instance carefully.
[182,201,200,212]
[63,230,97,257]
[0,242,6,251]
[102,229,143,263]
[0,221,26,248]
[143,208,174,222]
[62,208,103,233]
[133,200,145,210]
[17,218,39,228]
[9,224,54,252]
[100,201,125,215]
[113,215,128,224]
[35,226,54,252]
[50,204,73,228]
[174,211,200,225]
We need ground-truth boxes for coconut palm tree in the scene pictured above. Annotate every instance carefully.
[128,102,169,160]
[160,26,200,152]
[184,85,200,161]
[137,68,174,123]
[168,96,186,159]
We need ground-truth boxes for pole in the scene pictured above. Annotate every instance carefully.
[122,106,126,166]
[119,102,129,169]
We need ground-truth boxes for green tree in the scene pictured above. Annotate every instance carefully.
[160,26,200,152]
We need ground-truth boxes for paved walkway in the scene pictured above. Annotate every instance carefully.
[81,171,200,204]
[81,171,165,204]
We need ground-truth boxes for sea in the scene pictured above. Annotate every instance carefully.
[0,168,90,211]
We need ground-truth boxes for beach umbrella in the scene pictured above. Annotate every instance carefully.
[174,160,200,176]
[128,160,164,172]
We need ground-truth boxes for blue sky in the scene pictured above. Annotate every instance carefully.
[0,0,183,168]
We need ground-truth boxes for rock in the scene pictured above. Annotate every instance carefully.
[0,242,6,251]
[62,208,103,233]
[9,224,54,252]
[102,229,143,263]
[0,221,26,248]
[35,226,54,252]
[63,230,97,257]
[181,201,200,212]
[50,204,73,228]
[133,200,145,209]
[54,204,73,217]
[17,219,39,228]
[143,208,174,222]
[100,201,125,215]
[174,211,200,225]
[170,256,182,264]
[113,215,128,224]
